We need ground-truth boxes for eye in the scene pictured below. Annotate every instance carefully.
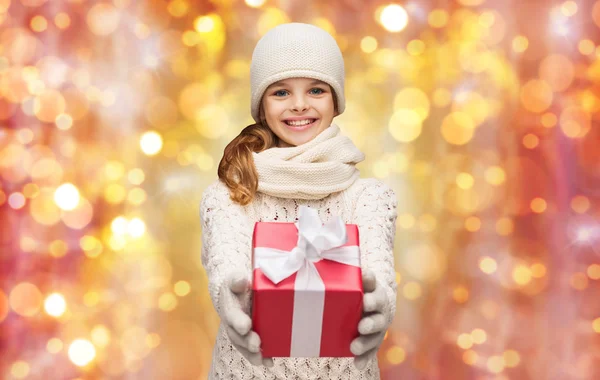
[310,88,325,95]
[273,90,288,97]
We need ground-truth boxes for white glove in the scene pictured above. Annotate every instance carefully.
[351,269,389,370]
[219,271,274,368]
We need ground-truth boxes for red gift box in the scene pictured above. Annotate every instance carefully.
[251,207,363,358]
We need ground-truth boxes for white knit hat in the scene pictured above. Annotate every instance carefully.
[250,23,346,123]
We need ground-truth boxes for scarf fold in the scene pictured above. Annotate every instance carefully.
[252,124,365,200]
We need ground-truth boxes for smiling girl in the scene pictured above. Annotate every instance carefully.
[200,23,398,379]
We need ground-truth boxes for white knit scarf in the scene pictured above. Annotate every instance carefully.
[251,124,365,200]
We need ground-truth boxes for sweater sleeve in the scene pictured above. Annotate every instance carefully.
[353,180,399,327]
[200,181,254,319]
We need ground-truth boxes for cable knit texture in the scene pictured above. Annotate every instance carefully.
[251,124,365,200]
[200,178,398,379]
[250,22,346,122]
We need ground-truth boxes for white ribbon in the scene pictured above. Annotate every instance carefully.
[253,205,360,357]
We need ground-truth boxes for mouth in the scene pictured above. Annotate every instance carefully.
[282,118,318,131]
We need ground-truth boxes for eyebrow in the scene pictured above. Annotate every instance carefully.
[268,79,326,88]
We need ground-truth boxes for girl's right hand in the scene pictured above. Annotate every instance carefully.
[220,271,274,368]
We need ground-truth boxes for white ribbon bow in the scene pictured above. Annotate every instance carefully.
[254,205,360,288]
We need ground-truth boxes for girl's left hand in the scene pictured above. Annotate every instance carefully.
[350,268,389,370]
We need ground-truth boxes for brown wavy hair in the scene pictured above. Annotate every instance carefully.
[218,89,338,206]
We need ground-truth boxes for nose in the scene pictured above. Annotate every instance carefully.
[291,94,310,112]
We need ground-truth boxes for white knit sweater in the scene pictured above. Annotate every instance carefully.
[200,177,398,380]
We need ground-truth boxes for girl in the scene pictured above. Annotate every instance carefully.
[200,23,398,379]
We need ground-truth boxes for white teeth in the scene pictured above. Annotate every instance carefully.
[285,119,315,126]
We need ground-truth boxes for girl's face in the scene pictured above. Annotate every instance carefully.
[260,77,337,148]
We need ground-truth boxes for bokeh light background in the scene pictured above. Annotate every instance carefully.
[1,0,600,378]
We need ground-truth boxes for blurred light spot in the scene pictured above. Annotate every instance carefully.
[145,96,178,128]
[530,263,547,278]
[465,216,481,232]
[91,325,111,348]
[127,218,146,238]
[195,105,230,139]
[104,184,126,205]
[386,346,406,364]
[146,333,161,348]
[522,133,539,149]
[406,39,425,55]
[23,183,40,198]
[360,36,378,53]
[560,106,591,138]
[0,290,8,323]
[394,87,430,121]
[54,183,80,211]
[125,188,146,207]
[512,35,528,52]
[520,79,553,113]
[8,192,26,209]
[30,15,47,32]
[594,1,600,29]
[83,291,99,307]
[402,282,422,300]
[428,9,448,28]
[561,1,578,16]
[378,4,408,33]
[593,317,600,333]
[457,333,473,349]
[388,109,422,142]
[245,0,266,7]
[47,338,63,354]
[530,197,547,213]
[479,257,497,274]
[541,112,557,128]
[458,0,485,5]
[15,128,34,144]
[20,236,37,253]
[463,350,478,365]
[395,272,402,284]
[579,39,595,55]
[55,113,73,130]
[167,0,189,17]
[456,172,474,189]
[134,22,151,39]
[54,12,71,29]
[34,89,66,122]
[158,292,178,311]
[432,88,452,107]
[587,264,600,280]
[11,361,29,379]
[127,168,145,185]
[174,281,191,296]
[140,131,163,156]
[87,3,120,36]
[9,282,42,317]
[49,240,68,258]
[484,166,505,186]
[539,54,574,92]
[571,195,590,214]
[479,330,498,348]
[503,349,521,367]
[453,286,469,303]
[401,243,446,282]
[44,293,66,317]
[570,272,589,290]
[513,264,532,284]
[0,0,10,12]
[68,339,96,367]
[111,216,128,236]
[452,91,488,126]
[194,15,214,33]
[487,355,505,374]
[441,112,475,145]
[398,213,415,229]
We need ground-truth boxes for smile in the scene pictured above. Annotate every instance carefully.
[283,119,318,131]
